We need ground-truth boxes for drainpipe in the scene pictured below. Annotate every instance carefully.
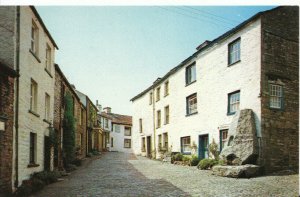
[14,6,20,188]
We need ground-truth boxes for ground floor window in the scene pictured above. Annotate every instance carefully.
[163,133,168,148]
[141,137,146,152]
[181,136,191,154]
[111,137,114,147]
[158,134,162,150]
[124,139,131,148]
[219,129,228,151]
[29,132,37,164]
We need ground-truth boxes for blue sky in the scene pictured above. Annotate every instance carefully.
[36,6,275,115]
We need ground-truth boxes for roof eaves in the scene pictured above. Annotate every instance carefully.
[30,6,59,49]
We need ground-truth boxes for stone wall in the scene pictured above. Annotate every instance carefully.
[260,6,299,173]
[76,104,86,158]
[0,73,15,194]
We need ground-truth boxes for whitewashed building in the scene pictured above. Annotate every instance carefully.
[130,6,299,173]
[0,6,58,189]
[99,107,133,153]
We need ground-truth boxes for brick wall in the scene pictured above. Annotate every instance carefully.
[261,6,299,173]
[0,73,15,194]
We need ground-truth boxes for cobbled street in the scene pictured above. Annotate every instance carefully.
[32,152,299,197]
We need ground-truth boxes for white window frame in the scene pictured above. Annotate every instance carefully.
[181,136,191,154]
[186,63,196,85]
[30,79,38,113]
[228,91,240,114]
[229,38,241,65]
[187,93,197,115]
[45,93,50,121]
[45,44,51,72]
[269,84,283,109]
[31,21,39,56]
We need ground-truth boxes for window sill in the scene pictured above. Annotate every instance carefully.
[186,112,198,117]
[44,68,53,78]
[0,115,8,121]
[181,152,191,155]
[124,147,131,149]
[185,80,196,87]
[29,110,40,118]
[269,107,284,112]
[43,119,51,125]
[228,60,241,67]
[29,49,41,63]
[164,93,169,97]
[164,122,169,125]
[27,163,40,168]
[156,126,161,129]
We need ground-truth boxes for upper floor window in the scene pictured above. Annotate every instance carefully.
[124,139,131,148]
[104,118,108,128]
[45,44,51,72]
[228,90,240,115]
[269,84,283,109]
[30,79,38,113]
[164,81,169,96]
[164,105,169,124]
[149,92,153,105]
[186,93,197,115]
[156,87,160,102]
[124,126,131,136]
[44,93,50,121]
[139,118,143,133]
[186,63,196,85]
[31,21,39,56]
[115,124,120,133]
[228,38,241,65]
[156,110,161,128]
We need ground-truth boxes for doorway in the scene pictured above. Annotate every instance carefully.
[146,136,151,158]
[198,134,209,160]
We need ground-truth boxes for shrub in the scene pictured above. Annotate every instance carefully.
[171,153,183,163]
[190,155,200,166]
[182,155,191,165]
[218,159,226,165]
[197,159,218,170]
[208,138,219,160]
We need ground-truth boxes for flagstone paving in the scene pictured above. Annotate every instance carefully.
[32,152,299,197]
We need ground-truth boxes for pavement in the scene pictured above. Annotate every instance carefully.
[31,152,299,197]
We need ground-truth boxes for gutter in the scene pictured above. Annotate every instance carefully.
[14,6,20,188]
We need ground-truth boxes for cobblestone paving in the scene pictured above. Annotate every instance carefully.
[32,152,299,197]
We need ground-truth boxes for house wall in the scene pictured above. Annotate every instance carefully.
[132,18,262,159]
[260,6,299,172]
[17,6,56,185]
[76,104,86,158]
[110,124,132,153]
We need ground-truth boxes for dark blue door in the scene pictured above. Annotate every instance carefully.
[198,134,209,160]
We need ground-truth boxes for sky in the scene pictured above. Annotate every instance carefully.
[36,6,276,115]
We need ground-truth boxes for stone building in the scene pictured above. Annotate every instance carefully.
[99,107,132,153]
[99,108,112,151]
[53,64,87,169]
[0,6,58,190]
[0,63,18,193]
[75,90,101,153]
[130,6,298,173]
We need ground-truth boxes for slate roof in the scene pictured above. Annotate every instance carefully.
[99,112,132,126]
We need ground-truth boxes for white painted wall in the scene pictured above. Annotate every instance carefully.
[132,19,261,158]
[17,7,56,185]
[110,124,133,153]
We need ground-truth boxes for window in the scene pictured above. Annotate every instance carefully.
[181,136,191,154]
[30,79,38,113]
[164,81,169,96]
[139,118,143,133]
[44,93,50,121]
[45,44,51,72]
[31,21,39,56]
[163,133,168,148]
[228,38,241,65]
[124,139,131,148]
[186,93,197,115]
[29,132,36,164]
[269,84,283,109]
[158,134,162,150]
[124,127,131,136]
[220,129,228,151]
[115,125,120,133]
[79,108,82,125]
[156,110,161,128]
[228,91,240,115]
[141,137,146,152]
[164,105,169,124]
[156,87,160,102]
[149,92,153,105]
[186,63,196,85]
[111,137,114,147]
[104,118,108,128]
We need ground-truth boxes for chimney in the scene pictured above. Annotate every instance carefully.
[103,107,111,114]
[71,84,76,89]
[96,100,102,114]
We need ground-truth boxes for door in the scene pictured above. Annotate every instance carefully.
[198,134,209,160]
[146,136,151,158]
[44,136,51,171]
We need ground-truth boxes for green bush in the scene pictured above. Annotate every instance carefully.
[171,153,183,163]
[190,155,200,166]
[197,159,219,170]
